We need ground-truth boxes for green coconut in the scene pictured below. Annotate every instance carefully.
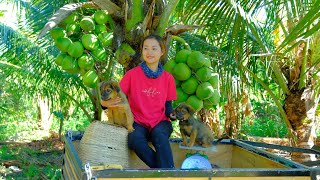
[77,54,95,70]
[98,31,113,47]
[181,76,198,95]
[82,70,99,88]
[186,95,203,112]
[62,12,79,25]
[195,66,212,82]
[163,60,177,74]
[95,24,107,34]
[172,63,191,81]
[203,89,220,106]
[55,53,67,66]
[203,58,211,67]
[80,16,95,31]
[196,82,214,100]
[67,41,84,58]
[66,22,81,35]
[208,73,219,89]
[81,33,99,50]
[175,49,191,63]
[65,64,80,74]
[91,47,107,61]
[176,87,189,104]
[55,37,72,52]
[61,55,77,71]
[93,10,109,25]
[187,51,206,69]
[50,27,66,40]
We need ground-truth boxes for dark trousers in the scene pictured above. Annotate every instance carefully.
[128,121,174,168]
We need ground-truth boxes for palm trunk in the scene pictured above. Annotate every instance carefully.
[284,87,318,162]
[38,95,53,131]
[223,96,240,138]
[199,108,221,138]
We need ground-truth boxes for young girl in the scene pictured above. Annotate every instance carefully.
[101,34,177,168]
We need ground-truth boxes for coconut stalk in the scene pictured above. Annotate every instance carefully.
[298,40,308,89]
[155,0,180,36]
[171,35,191,50]
[94,79,102,121]
[125,0,144,32]
[62,91,93,121]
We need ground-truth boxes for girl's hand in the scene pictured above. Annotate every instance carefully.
[169,113,176,120]
[101,97,122,108]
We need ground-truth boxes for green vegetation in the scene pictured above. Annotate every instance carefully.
[241,100,288,138]
[1,0,320,178]
[0,137,63,179]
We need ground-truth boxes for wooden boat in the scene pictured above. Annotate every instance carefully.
[61,129,320,180]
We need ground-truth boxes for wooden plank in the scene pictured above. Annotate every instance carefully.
[62,135,84,179]
[62,159,73,180]
[128,140,298,169]
[96,177,309,180]
[63,141,83,176]
[63,136,83,168]
[240,140,320,155]
[65,146,83,179]
[128,143,233,168]
[204,144,233,168]
[231,146,287,168]
[92,168,310,179]
[98,178,208,180]
[234,140,308,169]
[204,177,310,180]
[301,160,320,166]
[64,149,82,180]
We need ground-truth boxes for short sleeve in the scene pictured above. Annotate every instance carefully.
[120,71,131,96]
[167,73,177,101]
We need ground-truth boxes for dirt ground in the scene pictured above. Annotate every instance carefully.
[0,131,64,179]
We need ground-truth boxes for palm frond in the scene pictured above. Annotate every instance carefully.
[0,22,91,114]
[276,0,320,52]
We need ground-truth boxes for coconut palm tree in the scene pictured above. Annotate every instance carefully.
[176,0,320,152]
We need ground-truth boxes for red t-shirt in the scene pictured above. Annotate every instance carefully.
[120,66,176,129]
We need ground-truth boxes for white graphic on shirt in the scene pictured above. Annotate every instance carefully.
[142,87,160,97]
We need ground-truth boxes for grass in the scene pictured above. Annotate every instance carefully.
[0,131,63,179]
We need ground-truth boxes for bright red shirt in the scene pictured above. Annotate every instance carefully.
[120,66,176,129]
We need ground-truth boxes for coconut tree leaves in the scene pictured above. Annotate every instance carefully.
[276,0,320,52]
[1,0,96,125]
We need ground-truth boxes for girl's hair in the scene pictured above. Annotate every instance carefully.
[141,34,166,56]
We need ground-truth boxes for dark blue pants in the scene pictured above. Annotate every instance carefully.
[128,121,174,168]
